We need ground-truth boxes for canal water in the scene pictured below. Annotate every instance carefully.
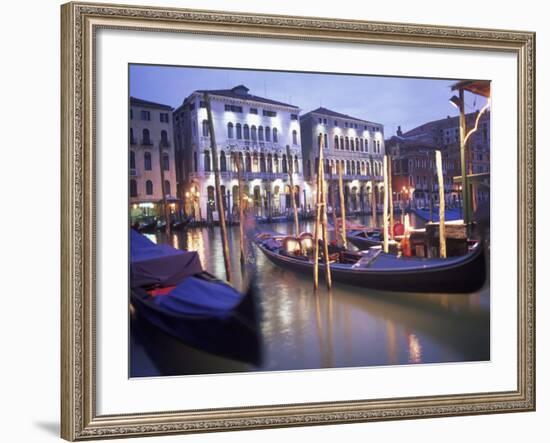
[130,214,490,377]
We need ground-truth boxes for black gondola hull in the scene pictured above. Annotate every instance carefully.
[256,242,486,293]
[130,274,261,365]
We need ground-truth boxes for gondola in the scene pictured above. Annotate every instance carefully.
[130,229,261,364]
[171,217,192,231]
[346,229,383,249]
[134,219,157,233]
[254,232,485,293]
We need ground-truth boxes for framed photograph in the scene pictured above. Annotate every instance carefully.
[61,1,535,440]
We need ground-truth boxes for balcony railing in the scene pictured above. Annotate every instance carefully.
[130,168,138,177]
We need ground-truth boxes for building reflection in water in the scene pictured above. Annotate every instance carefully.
[132,214,490,377]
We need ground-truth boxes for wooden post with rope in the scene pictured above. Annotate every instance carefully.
[205,93,232,282]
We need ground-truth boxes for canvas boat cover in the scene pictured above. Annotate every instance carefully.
[152,276,243,317]
[130,230,203,288]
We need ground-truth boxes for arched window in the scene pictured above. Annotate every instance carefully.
[227,122,234,138]
[204,150,211,172]
[202,120,209,137]
[365,139,369,151]
[162,154,170,171]
[251,125,257,141]
[324,134,328,149]
[243,124,250,140]
[236,123,242,139]
[130,179,137,197]
[356,138,360,151]
[294,155,299,174]
[282,154,288,173]
[258,126,264,141]
[292,130,298,145]
[267,154,273,172]
[144,151,152,170]
[164,180,171,196]
[274,154,279,173]
[220,151,227,172]
[345,137,350,150]
[130,151,136,169]
[145,180,153,195]
[245,153,252,172]
[265,126,271,142]
[142,128,151,145]
[273,128,278,143]
[130,128,135,145]
[360,139,364,151]
[161,130,169,146]
[260,153,266,172]
[350,138,355,151]
[340,136,344,150]
[318,133,323,148]
[346,160,351,175]
[334,135,339,150]
[193,152,198,172]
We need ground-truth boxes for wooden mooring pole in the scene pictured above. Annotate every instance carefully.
[337,161,347,249]
[286,145,300,238]
[236,153,246,266]
[205,94,232,282]
[383,155,389,254]
[435,150,447,258]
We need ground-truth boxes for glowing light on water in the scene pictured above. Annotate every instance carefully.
[408,333,423,363]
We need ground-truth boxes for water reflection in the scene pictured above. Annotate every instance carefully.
[130,214,490,377]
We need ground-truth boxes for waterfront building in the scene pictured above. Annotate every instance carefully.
[129,97,178,222]
[173,85,304,220]
[386,111,490,210]
[299,107,385,213]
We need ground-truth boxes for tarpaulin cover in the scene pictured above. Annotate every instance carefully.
[152,276,243,317]
[130,230,203,288]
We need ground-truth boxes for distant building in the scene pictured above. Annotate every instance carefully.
[173,85,304,219]
[129,97,178,221]
[386,111,490,209]
[300,107,385,212]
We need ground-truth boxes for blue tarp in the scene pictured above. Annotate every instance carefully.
[130,230,203,288]
[413,207,462,222]
[152,276,242,317]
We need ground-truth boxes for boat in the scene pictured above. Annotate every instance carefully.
[130,229,261,364]
[134,218,157,233]
[346,229,383,249]
[171,217,192,231]
[254,232,485,293]
[413,207,462,222]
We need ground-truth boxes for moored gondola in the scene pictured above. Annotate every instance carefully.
[255,232,485,293]
[346,229,383,249]
[130,229,261,364]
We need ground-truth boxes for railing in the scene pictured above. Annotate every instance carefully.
[130,168,138,177]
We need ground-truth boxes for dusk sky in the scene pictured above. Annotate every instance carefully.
[129,64,488,136]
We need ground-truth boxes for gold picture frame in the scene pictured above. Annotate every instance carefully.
[61,1,536,440]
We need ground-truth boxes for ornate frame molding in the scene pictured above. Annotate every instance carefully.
[61,2,535,440]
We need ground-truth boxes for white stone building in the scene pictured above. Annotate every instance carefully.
[173,85,304,220]
[300,107,385,212]
[129,97,178,221]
